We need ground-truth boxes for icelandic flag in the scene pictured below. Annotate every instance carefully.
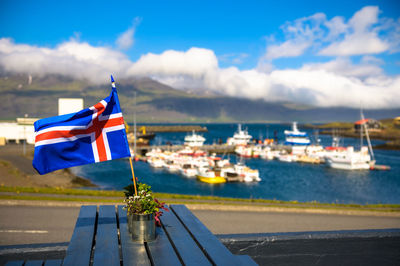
[32,76,131,175]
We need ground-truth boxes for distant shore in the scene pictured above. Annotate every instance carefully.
[305,120,400,150]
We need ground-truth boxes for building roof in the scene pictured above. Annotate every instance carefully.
[354,118,369,125]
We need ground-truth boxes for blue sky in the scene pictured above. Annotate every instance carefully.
[0,0,399,108]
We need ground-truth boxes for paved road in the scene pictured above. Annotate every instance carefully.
[192,209,400,235]
[0,206,80,246]
[0,205,399,246]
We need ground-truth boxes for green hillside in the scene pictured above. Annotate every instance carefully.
[0,72,399,123]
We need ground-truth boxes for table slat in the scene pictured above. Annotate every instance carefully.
[5,261,24,266]
[147,226,182,266]
[24,260,44,266]
[44,259,63,266]
[161,209,212,266]
[62,205,97,266]
[117,206,151,266]
[171,205,242,265]
[93,205,120,266]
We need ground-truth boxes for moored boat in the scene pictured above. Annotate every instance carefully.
[325,111,376,170]
[227,124,252,146]
[196,168,226,184]
[234,163,261,182]
[284,122,311,146]
[184,130,206,147]
[325,146,373,170]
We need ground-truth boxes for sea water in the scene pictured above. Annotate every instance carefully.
[71,124,400,204]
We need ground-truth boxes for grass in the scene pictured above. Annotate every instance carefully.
[0,186,399,213]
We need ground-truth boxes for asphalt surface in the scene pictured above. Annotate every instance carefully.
[193,209,400,234]
[0,205,399,246]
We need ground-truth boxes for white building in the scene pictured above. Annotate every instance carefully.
[0,98,84,145]
[58,98,84,115]
[0,117,38,144]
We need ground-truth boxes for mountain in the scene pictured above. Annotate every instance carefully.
[0,72,399,123]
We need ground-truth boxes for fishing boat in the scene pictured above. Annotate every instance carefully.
[227,124,252,146]
[234,163,261,182]
[325,111,375,170]
[325,146,372,170]
[180,163,198,177]
[184,130,206,147]
[234,145,253,158]
[284,122,311,146]
[220,166,242,182]
[276,152,298,163]
[260,146,275,160]
[196,168,226,184]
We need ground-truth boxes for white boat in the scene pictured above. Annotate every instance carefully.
[325,111,375,170]
[276,153,298,163]
[284,122,311,146]
[220,166,242,182]
[234,163,261,182]
[180,163,198,177]
[260,146,275,160]
[163,160,181,172]
[235,145,253,158]
[227,124,252,146]
[184,130,206,147]
[148,157,165,168]
[325,146,372,170]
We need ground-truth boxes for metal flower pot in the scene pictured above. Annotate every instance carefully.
[127,213,133,233]
[128,213,156,242]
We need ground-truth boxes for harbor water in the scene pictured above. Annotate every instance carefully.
[71,124,400,205]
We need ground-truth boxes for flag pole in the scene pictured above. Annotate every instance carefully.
[111,75,138,196]
[129,157,138,196]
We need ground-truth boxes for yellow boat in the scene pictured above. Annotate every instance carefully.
[196,169,226,184]
[297,154,321,164]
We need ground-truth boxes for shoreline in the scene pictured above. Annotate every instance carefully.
[0,144,97,189]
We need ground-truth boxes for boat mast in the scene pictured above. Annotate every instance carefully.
[133,91,137,159]
[360,109,375,161]
[360,109,363,148]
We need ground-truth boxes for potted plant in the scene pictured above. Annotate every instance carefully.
[124,182,167,242]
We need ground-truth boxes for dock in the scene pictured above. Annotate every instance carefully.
[135,125,208,133]
[134,143,292,156]
[135,144,235,155]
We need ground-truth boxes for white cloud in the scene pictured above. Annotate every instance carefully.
[218,53,249,65]
[0,38,132,83]
[301,57,383,79]
[116,28,135,50]
[1,5,400,110]
[319,6,390,56]
[127,48,219,78]
[264,6,397,59]
[116,17,141,50]
[123,47,399,108]
[264,13,326,60]
[265,40,312,60]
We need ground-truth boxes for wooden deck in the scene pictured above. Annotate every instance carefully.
[6,205,257,266]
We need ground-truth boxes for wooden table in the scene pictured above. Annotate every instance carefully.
[6,205,256,266]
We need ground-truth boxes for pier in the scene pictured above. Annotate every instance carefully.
[134,143,292,156]
[135,144,236,156]
[135,125,208,133]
